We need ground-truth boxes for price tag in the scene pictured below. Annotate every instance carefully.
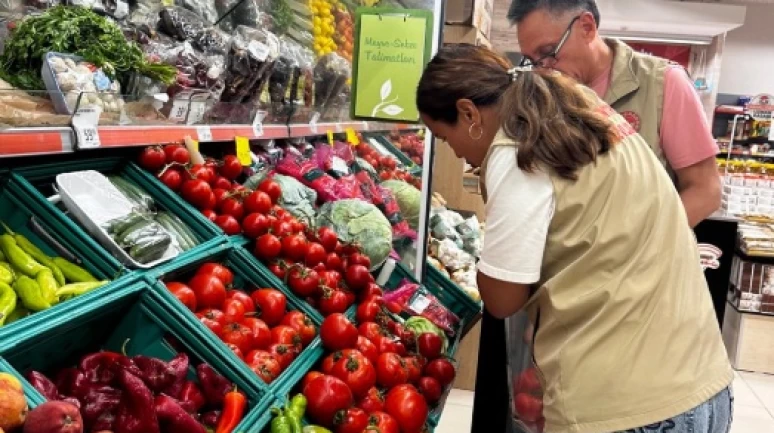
[196,126,212,142]
[235,136,252,166]
[408,292,431,314]
[72,105,102,149]
[310,112,321,134]
[190,140,199,153]
[252,110,266,137]
[327,130,334,146]
[168,98,190,123]
[187,100,207,125]
[345,128,360,145]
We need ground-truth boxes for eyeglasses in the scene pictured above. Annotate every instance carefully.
[519,15,581,69]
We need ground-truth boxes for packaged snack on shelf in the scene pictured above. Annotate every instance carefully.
[42,53,125,115]
[383,280,461,336]
[220,25,280,104]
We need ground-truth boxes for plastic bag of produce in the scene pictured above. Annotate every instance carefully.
[128,0,163,28]
[313,52,350,119]
[46,54,125,115]
[220,25,280,103]
[215,0,271,32]
[381,180,422,231]
[68,0,129,20]
[383,280,460,336]
[260,37,300,122]
[273,173,317,225]
[175,0,218,24]
[430,238,476,272]
[316,198,393,269]
[289,43,315,122]
[276,153,361,202]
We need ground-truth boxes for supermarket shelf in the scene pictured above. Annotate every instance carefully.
[0,127,74,157]
[288,121,420,138]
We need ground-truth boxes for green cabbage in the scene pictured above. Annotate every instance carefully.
[274,174,318,225]
[381,180,422,230]
[316,199,393,269]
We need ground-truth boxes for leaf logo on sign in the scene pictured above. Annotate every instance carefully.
[371,79,404,118]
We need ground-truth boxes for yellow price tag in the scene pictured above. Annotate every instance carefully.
[345,128,360,146]
[191,140,199,152]
[235,136,252,166]
[327,130,334,146]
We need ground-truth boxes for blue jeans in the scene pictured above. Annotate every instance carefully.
[613,387,734,433]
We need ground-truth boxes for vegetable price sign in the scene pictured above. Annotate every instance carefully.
[351,9,433,123]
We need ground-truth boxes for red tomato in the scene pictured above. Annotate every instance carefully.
[215,214,241,235]
[331,352,377,398]
[334,407,369,433]
[359,283,383,301]
[374,335,404,355]
[164,144,190,164]
[212,176,233,190]
[417,333,443,360]
[287,266,320,298]
[357,387,385,414]
[301,371,325,395]
[223,343,244,361]
[268,343,297,370]
[226,290,255,313]
[242,213,270,239]
[181,179,214,210]
[248,353,281,384]
[139,146,167,171]
[281,234,308,262]
[267,259,292,280]
[219,197,245,222]
[197,263,235,286]
[384,385,428,433]
[356,301,382,324]
[244,190,273,215]
[221,322,255,354]
[321,350,355,375]
[358,322,384,343]
[320,313,358,351]
[417,377,442,404]
[367,412,399,433]
[213,188,229,207]
[403,356,423,384]
[255,234,282,260]
[188,273,226,309]
[202,209,217,222]
[250,288,287,326]
[196,308,226,338]
[347,252,371,269]
[344,265,373,291]
[376,353,409,389]
[258,179,282,204]
[304,375,355,426]
[271,220,294,238]
[304,242,327,266]
[271,325,303,350]
[355,336,379,366]
[317,227,339,252]
[189,163,215,184]
[320,270,342,289]
[158,167,184,191]
[241,317,272,350]
[223,298,247,323]
[325,253,344,272]
[245,349,274,365]
[319,289,349,316]
[281,311,317,346]
[424,359,456,387]
[514,393,544,423]
[165,282,196,312]
[220,155,243,180]
[515,368,542,394]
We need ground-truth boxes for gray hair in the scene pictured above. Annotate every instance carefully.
[507,0,601,26]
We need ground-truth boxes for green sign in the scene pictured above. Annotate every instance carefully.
[351,8,433,123]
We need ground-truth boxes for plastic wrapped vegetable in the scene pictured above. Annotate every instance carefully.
[383,281,460,336]
[273,174,318,225]
[429,238,476,272]
[174,0,218,24]
[381,180,422,231]
[313,52,350,119]
[220,25,280,103]
[316,199,393,270]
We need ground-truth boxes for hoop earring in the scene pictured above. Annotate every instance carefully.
[468,123,483,140]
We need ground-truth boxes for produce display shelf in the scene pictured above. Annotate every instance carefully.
[0,127,75,158]
[288,121,421,138]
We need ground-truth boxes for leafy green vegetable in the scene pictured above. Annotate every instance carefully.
[316,199,393,270]
[274,174,317,225]
[0,6,177,90]
[270,0,294,35]
[381,180,421,230]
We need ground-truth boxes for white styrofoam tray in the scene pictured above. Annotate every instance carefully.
[55,170,178,269]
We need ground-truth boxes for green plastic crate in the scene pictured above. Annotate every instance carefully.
[425,265,483,334]
[10,157,228,271]
[144,243,325,396]
[0,357,45,408]
[0,178,136,348]
[1,281,267,433]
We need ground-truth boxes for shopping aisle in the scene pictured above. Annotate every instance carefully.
[435,371,774,433]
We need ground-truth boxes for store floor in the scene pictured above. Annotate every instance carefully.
[436,370,774,433]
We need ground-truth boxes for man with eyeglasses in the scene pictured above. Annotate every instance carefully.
[470,2,726,432]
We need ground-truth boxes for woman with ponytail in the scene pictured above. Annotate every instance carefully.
[416,44,732,433]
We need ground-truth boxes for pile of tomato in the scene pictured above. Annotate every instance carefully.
[353,143,422,190]
[298,313,457,433]
[164,262,317,385]
[513,367,545,432]
[389,132,425,166]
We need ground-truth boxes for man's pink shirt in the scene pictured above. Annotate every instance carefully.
[590,66,719,170]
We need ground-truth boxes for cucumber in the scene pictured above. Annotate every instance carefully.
[130,234,171,263]
[109,176,155,211]
[160,212,199,247]
[105,212,148,235]
[155,213,191,251]
[121,223,165,248]
[115,219,157,245]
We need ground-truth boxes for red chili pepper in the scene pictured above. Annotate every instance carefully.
[215,387,247,433]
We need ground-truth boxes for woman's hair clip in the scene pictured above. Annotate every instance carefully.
[507,66,533,82]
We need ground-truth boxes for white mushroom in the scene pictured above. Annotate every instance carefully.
[64,58,77,70]
[49,57,68,73]
[57,72,78,92]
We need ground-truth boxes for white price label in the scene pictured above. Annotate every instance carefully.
[72,105,102,149]
[409,293,431,314]
[196,126,213,142]
[310,112,321,134]
[253,110,267,137]
[168,99,190,123]
[187,101,207,125]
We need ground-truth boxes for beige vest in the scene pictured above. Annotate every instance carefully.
[479,96,732,433]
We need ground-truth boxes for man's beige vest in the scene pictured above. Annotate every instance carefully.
[478,98,732,433]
